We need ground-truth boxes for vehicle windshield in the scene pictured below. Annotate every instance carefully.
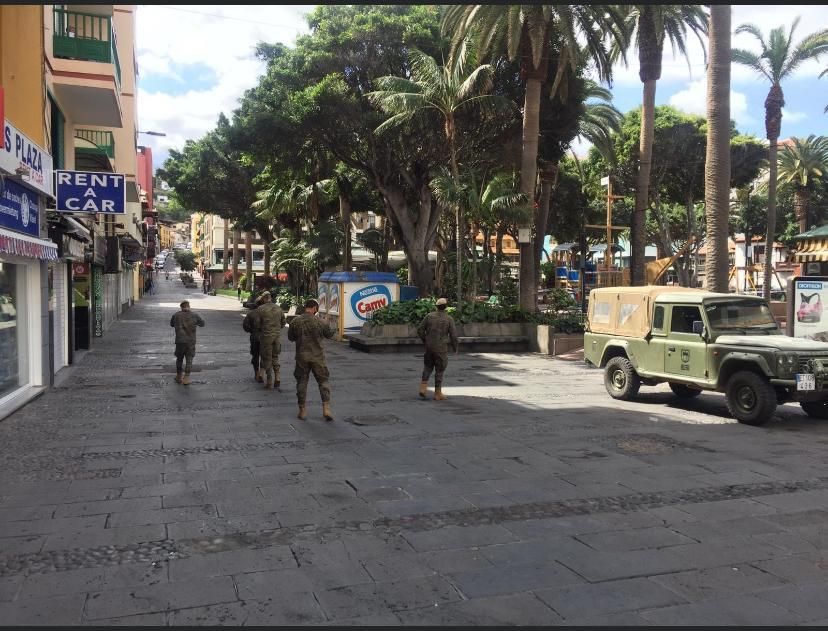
[704,299,778,330]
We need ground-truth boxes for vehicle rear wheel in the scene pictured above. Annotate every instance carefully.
[725,371,776,426]
[669,383,701,398]
[604,357,641,401]
[800,401,828,419]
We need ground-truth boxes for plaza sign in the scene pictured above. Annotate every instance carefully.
[55,170,126,214]
[1,120,54,197]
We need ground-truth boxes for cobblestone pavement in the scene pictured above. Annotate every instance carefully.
[3,277,828,625]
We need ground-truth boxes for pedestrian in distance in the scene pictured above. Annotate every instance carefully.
[237,285,242,301]
[287,298,335,421]
[242,292,267,382]
[417,297,459,400]
[170,300,205,385]
[250,291,286,389]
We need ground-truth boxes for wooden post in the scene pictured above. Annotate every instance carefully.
[606,179,613,272]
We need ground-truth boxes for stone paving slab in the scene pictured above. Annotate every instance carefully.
[4,281,828,623]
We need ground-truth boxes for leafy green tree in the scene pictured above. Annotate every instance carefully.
[776,135,828,232]
[174,250,196,272]
[732,17,828,297]
[612,5,708,286]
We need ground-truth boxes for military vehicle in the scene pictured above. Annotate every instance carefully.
[584,286,828,425]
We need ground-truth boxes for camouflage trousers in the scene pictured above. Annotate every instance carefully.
[259,336,281,381]
[294,359,330,405]
[422,350,448,387]
[174,342,196,374]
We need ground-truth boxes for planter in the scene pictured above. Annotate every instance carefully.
[525,324,583,355]
[361,323,417,338]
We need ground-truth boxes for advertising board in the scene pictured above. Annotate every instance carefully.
[788,276,828,341]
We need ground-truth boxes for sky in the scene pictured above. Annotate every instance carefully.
[135,5,828,173]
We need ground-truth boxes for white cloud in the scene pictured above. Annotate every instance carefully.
[781,108,807,123]
[668,79,754,127]
[135,5,314,166]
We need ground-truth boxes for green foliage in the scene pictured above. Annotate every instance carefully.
[371,298,437,325]
[396,266,409,285]
[494,275,518,306]
[544,288,577,311]
[175,250,196,272]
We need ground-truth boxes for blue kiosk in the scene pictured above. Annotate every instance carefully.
[318,271,400,340]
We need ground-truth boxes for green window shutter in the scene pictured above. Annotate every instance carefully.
[49,95,65,170]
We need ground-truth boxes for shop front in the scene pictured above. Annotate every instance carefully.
[0,118,57,416]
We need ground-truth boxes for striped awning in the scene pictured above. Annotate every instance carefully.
[792,239,828,262]
[0,227,59,261]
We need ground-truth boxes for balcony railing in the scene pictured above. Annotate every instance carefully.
[53,8,122,86]
[75,129,115,158]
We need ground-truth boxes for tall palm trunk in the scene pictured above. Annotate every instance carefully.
[232,226,241,288]
[222,221,229,274]
[447,117,463,308]
[633,80,657,286]
[795,187,810,233]
[535,161,559,287]
[245,231,253,291]
[519,74,543,310]
[704,5,731,293]
[763,82,784,300]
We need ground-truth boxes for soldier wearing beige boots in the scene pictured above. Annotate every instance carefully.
[417,297,459,400]
[250,292,286,390]
[287,298,335,421]
[170,300,205,385]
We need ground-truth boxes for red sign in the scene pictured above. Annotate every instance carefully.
[72,262,89,276]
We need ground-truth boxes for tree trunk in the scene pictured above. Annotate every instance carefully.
[519,75,543,310]
[633,79,657,286]
[263,239,271,281]
[340,191,352,271]
[222,220,229,274]
[795,187,810,234]
[687,195,700,287]
[232,226,241,288]
[704,5,731,294]
[245,230,253,291]
[495,228,505,286]
[535,161,558,290]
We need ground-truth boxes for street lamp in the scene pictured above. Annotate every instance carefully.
[137,130,166,137]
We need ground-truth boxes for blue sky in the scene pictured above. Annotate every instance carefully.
[136,5,828,170]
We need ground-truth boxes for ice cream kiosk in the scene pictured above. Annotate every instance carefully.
[318,271,400,340]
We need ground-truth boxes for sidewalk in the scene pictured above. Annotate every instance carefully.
[1,276,828,624]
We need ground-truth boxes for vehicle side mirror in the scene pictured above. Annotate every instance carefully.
[692,320,705,337]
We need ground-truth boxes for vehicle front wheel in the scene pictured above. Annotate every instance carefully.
[725,371,776,426]
[800,401,828,419]
[604,357,641,401]
[669,383,702,398]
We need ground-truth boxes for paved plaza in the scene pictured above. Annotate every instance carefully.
[2,277,828,625]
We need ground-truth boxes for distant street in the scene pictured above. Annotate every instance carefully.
[2,278,828,624]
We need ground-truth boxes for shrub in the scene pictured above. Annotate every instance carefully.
[223,270,233,287]
[495,275,518,306]
[396,266,409,285]
[545,288,577,311]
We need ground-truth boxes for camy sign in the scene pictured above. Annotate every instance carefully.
[350,284,392,321]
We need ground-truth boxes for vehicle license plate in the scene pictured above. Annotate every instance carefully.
[797,374,816,391]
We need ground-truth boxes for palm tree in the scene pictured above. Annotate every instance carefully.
[777,135,828,233]
[822,66,828,112]
[368,41,506,309]
[612,5,708,286]
[442,4,626,309]
[573,80,623,165]
[732,18,828,299]
[704,5,731,293]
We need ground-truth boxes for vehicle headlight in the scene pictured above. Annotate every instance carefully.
[777,354,796,371]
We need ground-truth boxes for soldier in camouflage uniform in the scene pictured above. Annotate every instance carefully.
[242,292,267,383]
[251,292,286,389]
[287,298,335,421]
[170,300,205,385]
[417,297,459,400]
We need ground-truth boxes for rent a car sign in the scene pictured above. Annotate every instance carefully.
[55,170,126,214]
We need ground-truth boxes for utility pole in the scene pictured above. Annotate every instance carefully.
[600,176,625,272]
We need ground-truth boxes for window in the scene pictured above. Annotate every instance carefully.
[653,305,665,332]
[670,305,703,334]
[49,95,66,170]
[593,300,611,324]
[618,302,639,326]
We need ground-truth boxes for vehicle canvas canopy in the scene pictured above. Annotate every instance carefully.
[587,286,708,337]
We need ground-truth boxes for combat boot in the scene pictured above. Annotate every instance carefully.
[274,367,280,389]
[322,402,334,422]
[174,372,182,384]
[255,368,263,383]
[434,387,447,401]
[182,374,191,386]
[264,375,273,390]
[297,405,307,420]
[418,382,428,398]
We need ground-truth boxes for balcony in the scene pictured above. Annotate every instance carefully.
[49,8,123,128]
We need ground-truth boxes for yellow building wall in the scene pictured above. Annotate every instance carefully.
[0,5,46,145]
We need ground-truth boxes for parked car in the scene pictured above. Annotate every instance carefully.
[584,286,828,426]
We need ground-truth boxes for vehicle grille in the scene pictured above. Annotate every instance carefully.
[798,355,828,374]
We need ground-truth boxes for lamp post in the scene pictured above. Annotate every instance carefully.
[137,130,166,137]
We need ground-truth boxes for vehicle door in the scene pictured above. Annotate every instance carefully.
[645,304,667,374]
[664,304,708,380]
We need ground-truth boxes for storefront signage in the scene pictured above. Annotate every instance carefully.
[93,266,103,337]
[55,170,126,214]
[0,178,39,237]
[1,120,53,197]
[62,235,86,260]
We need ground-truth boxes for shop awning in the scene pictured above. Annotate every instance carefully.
[0,227,59,261]
[552,243,576,252]
[791,238,828,262]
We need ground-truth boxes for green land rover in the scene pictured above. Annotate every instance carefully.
[584,286,828,426]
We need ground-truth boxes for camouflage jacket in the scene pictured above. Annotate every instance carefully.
[417,310,458,354]
[287,313,335,362]
[170,310,205,345]
[252,303,286,339]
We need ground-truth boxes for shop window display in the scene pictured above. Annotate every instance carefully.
[0,263,28,400]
